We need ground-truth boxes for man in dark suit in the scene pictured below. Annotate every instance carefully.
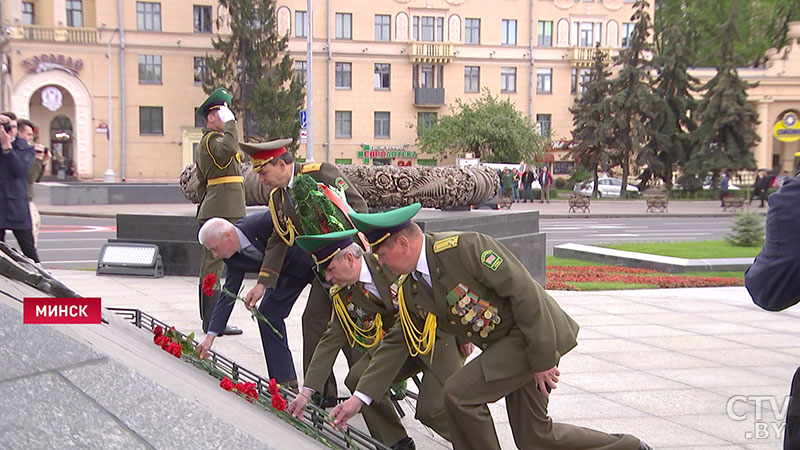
[196,212,315,386]
[745,173,800,449]
[0,112,39,263]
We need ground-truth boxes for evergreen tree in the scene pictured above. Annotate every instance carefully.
[639,26,699,192]
[606,0,660,196]
[203,0,305,146]
[569,44,613,198]
[685,2,759,194]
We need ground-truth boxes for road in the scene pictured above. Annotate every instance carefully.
[1,215,737,270]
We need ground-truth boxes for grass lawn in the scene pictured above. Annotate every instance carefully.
[599,240,761,259]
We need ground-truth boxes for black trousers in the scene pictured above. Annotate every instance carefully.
[0,228,40,263]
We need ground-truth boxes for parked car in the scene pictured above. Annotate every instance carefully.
[574,177,640,198]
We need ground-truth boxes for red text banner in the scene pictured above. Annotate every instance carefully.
[23,297,102,324]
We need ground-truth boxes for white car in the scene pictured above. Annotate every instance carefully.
[575,177,640,198]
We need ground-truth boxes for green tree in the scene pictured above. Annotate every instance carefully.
[203,0,304,146]
[684,3,759,193]
[639,26,699,192]
[654,0,800,67]
[606,0,660,196]
[416,89,545,163]
[569,44,613,198]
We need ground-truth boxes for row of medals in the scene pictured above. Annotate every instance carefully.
[446,283,501,339]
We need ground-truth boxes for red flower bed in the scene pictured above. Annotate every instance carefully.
[544,265,743,291]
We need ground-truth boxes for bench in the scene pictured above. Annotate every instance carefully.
[568,194,590,213]
[645,193,669,213]
[723,195,744,212]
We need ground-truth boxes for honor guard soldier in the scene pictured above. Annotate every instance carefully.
[288,228,466,449]
[329,204,653,450]
[238,141,368,402]
[194,88,246,335]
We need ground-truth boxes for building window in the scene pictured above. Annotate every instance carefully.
[22,2,34,25]
[417,112,437,137]
[138,55,162,84]
[66,0,83,27]
[501,19,517,46]
[536,68,552,94]
[500,67,516,93]
[140,107,163,135]
[579,22,594,47]
[464,66,480,92]
[335,158,353,164]
[465,18,480,44]
[414,16,443,42]
[335,111,352,138]
[137,2,162,31]
[294,60,307,85]
[374,112,390,139]
[335,62,351,89]
[193,57,207,85]
[375,14,390,41]
[579,68,591,93]
[336,13,352,39]
[374,64,390,90]
[296,11,308,38]
[621,22,635,48]
[538,21,552,47]
[571,68,577,94]
[536,114,551,137]
[193,5,212,33]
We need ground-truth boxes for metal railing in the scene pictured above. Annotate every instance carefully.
[408,41,454,64]
[413,87,445,106]
[568,46,611,67]
[10,24,98,44]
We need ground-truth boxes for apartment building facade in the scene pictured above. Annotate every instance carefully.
[1,0,660,180]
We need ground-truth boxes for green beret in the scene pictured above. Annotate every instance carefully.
[349,203,422,248]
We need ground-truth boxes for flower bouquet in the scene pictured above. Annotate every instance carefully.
[202,273,283,339]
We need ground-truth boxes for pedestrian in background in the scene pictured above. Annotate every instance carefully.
[0,112,39,263]
[719,170,730,207]
[511,167,521,203]
[18,119,48,244]
[521,167,536,202]
[539,165,552,204]
[750,169,769,208]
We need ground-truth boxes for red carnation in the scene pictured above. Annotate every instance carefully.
[268,378,279,395]
[153,325,163,337]
[272,394,287,411]
[202,273,217,297]
[169,342,182,358]
[154,335,168,346]
[160,337,173,350]
[235,382,245,392]
[220,377,235,391]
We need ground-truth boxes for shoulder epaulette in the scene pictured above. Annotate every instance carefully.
[329,284,343,296]
[300,162,323,174]
[433,235,459,253]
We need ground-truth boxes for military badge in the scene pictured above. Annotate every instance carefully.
[433,236,459,253]
[334,176,349,191]
[480,250,503,271]
[445,282,500,338]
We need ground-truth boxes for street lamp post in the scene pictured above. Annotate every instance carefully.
[103,27,117,183]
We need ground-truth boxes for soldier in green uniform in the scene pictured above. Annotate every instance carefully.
[238,143,368,402]
[288,229,467,449]
[329,204,653,450]
[195,88,246,335]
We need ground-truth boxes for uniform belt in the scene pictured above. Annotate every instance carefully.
[207,175,244,186]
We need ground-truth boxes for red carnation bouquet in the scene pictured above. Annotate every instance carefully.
[202,273,283,338]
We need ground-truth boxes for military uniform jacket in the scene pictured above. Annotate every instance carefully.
[357,231,579,397]
[258,162,367,287]
[195,121,246,221]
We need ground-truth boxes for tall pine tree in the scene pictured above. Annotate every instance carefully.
[203,0,304,146]
[639,26,699,192]
[606,0,660,196]
[685,1,759,193]
[569,44,613,198]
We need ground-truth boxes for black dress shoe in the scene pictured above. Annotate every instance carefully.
[220,325,243,336]
[391,436,415,450]
[638,440,653,450]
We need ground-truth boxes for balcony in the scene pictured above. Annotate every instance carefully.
[408,42,455,64]
[8,25,98,44]
[568,46,611,68]
[414,87,445,107]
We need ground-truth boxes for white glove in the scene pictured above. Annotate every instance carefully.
[217,105,235,123]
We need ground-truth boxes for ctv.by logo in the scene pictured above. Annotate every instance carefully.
[727,395,790,440]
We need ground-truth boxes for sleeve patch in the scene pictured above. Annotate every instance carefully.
[300,162,323,173]
[433,236,459,253]
[335,176,349,191]
[480,250,503,271]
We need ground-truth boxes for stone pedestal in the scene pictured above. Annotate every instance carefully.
[115,210,546,284]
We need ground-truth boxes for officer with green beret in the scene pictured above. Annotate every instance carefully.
[328,204,652,450]
[195,87,245,335]
[237,141,368,402]
[287,229,466,449]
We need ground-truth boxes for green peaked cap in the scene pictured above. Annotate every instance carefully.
[197,88,232,117]
[295,229,359,267]
[349,203,422,248]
